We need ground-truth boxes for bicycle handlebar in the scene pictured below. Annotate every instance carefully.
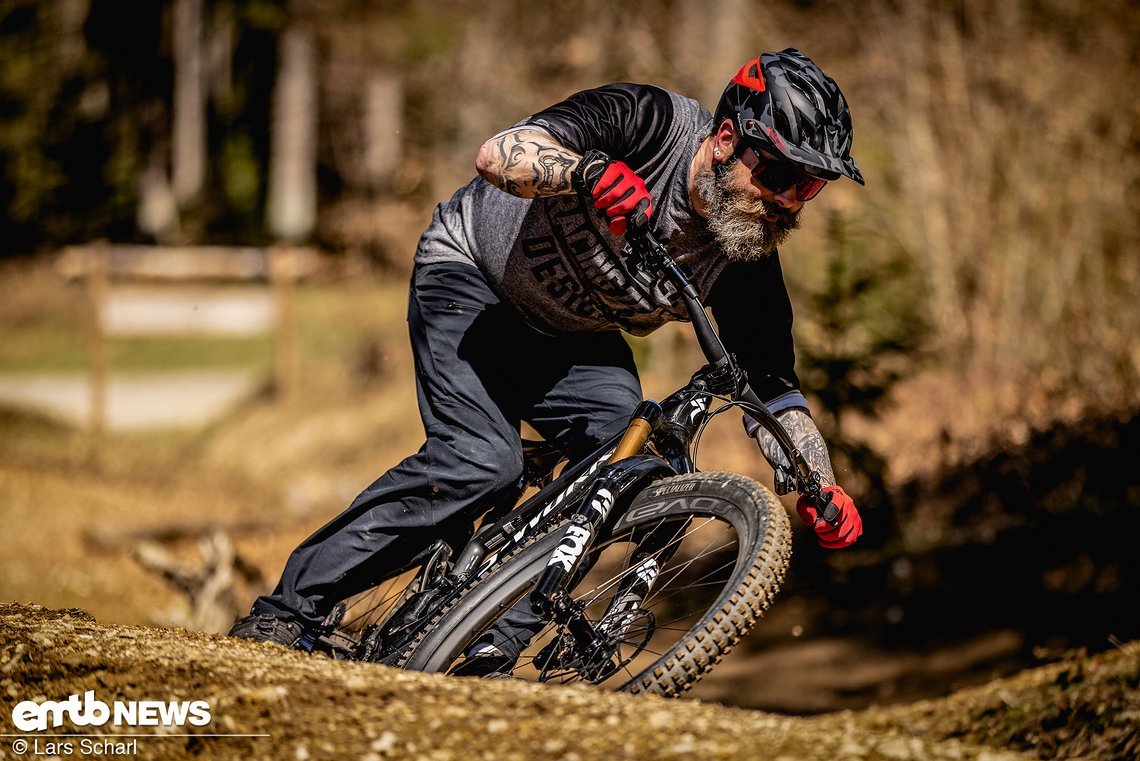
[622,223,837,519]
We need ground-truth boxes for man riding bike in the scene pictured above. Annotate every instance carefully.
[229,47,866,659]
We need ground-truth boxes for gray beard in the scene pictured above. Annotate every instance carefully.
[696,161,801,261]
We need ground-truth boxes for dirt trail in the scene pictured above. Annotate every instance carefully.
[2,604,1137,761]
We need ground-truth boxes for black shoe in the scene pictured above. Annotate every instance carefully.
[450,643,517,678]
[228,614,306,648]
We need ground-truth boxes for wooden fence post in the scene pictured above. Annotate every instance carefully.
[87,248,109,433]
[57,244,315,429]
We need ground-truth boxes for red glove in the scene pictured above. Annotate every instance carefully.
[587,159,653,236]
[796,485,862,549]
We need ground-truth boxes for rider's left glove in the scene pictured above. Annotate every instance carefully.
[796,485,862,549]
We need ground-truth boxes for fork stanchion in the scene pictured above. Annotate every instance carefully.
[608,400,662,463]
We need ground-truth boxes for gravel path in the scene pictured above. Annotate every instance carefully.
[5,604,1139,761]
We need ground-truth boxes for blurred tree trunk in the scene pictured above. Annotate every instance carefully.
[708,0,753,102]
[172,0,206,204]
[205,7,234,105]
[266,23,317,242]
[670,1,710,100]
[137,143,180,242]
[432,9,500,200]
[671,0,756,106]
[363,71,402,190]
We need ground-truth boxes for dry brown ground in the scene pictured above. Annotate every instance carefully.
[2,604,1137,761]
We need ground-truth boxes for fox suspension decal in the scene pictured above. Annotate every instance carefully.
[530,455,673,617]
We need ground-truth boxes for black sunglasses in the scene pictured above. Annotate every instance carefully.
[735,144,827,201]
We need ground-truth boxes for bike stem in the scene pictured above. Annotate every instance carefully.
[578,160,826,506]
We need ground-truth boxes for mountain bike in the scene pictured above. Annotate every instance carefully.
[310,224,841,697]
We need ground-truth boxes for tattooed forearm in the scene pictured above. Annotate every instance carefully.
[476,129,580,198]
[753,409,836,486]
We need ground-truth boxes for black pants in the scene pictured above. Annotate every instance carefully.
[252,263,641,629]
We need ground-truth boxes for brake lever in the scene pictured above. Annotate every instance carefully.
[773,466,796,496]
[819,491,841,527]
[799,472,841,527]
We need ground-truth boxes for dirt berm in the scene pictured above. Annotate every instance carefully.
[1,604,1136,761]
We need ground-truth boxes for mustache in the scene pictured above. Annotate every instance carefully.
[731,194,800,237]
[711,163,799,228]
[760,200,798,228]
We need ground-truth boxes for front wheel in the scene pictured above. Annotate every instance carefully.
[397,472,791,696]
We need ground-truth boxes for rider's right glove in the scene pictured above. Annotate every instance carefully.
[796,485,863,549]
[573,150,654,236]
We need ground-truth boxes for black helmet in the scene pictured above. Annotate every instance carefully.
[714,48,864,185]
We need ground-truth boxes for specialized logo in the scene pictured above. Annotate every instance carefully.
[651,481,698,496]
[10,690,211,732]
[687,395,707,423]
[548,524,592,572]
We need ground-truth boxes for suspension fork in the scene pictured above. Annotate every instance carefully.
[529,402,671,619]
[529,455,673,617]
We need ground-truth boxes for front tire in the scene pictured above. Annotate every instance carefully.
[398,472,791,696]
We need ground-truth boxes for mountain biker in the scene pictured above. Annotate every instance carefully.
[229,47,865,656]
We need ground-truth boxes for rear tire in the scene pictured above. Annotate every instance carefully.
[398,472,791,696]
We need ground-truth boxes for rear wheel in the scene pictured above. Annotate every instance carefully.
[397,472,791,696]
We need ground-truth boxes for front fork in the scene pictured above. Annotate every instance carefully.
[530,401,668,619]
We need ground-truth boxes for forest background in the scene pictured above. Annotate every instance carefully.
[0,0,1137,714]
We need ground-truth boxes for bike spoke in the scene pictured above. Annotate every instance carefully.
[572,529,738,622]
[569,516,714,607]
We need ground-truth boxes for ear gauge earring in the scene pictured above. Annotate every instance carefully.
[714,148,722,159]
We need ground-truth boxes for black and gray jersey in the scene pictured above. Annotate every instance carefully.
[413,83,806,410]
